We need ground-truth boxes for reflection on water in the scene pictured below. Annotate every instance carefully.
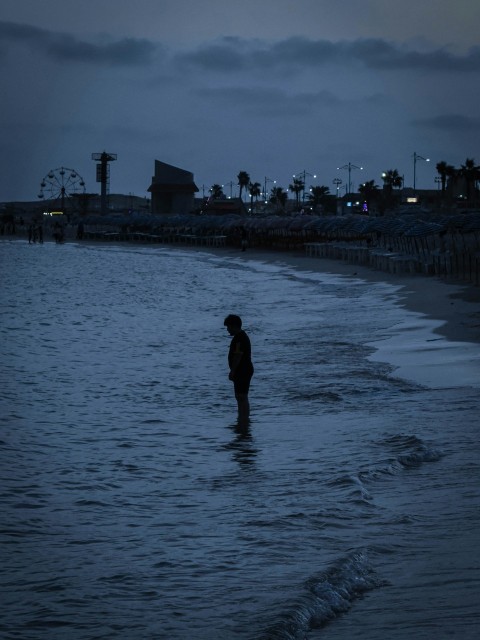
[1,240,479,640]
[226,420,258,468]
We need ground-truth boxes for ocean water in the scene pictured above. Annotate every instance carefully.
[1,239,479,640]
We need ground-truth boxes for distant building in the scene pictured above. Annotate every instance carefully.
[198,197,248,216]
[148,160,198,215]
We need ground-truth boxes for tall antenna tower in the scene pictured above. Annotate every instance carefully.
[92,151,117,215]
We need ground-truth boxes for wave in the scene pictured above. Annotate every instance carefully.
[326,435,443,508]
[377,434,443,468]
[259,549,387,639]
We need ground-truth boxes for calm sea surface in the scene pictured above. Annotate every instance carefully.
[1,239,479,639]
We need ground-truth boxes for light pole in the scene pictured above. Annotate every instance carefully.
[332,178,342,197]
[337,163,362,196]
[224,180,235,198]
[263,177,276,203]
[413,152,430,190]
[293,170,316,204]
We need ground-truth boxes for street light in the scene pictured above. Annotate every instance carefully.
[264,177,276,203]
[413,152,430,190]
[293,170,316,203]
[224,180,235,199]
[337,163,363,195]
[332,178,342,197]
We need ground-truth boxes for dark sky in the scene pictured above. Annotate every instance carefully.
[1,0,480,201]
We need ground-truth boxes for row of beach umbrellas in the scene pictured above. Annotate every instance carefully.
[83,211,480,240]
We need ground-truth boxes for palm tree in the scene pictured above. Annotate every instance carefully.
[459,158,479,204]
[248,181,261,213]
[237,171,250,202]
[209,184,224,199]
[358,180,380,213]
[307,185,330,207]
[381,169,403,191]
[435,160,456,203]
[288,178,304,209]
[270,186,288,213]
[436,161,450,193]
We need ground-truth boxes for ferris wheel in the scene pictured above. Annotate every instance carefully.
[38,166,86,212]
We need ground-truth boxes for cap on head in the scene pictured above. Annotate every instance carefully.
[224,314,242,328]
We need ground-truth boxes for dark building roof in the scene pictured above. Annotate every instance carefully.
[148,160,199,214]
[148,160,198,193]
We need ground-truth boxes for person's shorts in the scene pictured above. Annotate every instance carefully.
[234,374,253,395]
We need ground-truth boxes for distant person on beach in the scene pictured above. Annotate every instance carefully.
[53,222,64,243]
[224,314,254,423]
[241,228,248,251]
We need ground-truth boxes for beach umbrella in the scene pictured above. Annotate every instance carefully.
[403,221,444,237]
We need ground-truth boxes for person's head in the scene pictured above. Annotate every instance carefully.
[224,314,242,335]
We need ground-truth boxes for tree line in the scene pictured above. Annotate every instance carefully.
[206,158,480,214]
[208,171,337,214]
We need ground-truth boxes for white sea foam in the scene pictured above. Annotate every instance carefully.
[367,316,480,388]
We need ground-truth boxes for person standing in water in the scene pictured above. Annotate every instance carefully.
[224,314,254,423]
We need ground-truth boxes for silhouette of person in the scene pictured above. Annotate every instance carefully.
[241,227,248,251]
[224,314,254,423]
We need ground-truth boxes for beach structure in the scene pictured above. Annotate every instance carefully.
[148,160,199,215]
[5,185,480,285]
[199,197,248,216]
[92,152,117,215]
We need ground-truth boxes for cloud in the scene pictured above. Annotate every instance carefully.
[194,84,389,119]
[351,40,480,72]
[3,21,480,75]
[175,36,480,74]
[176,37,248,72]
[195,85,346,117]
[414,114,480,132]
[0,20,157,66]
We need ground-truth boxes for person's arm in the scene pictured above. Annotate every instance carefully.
[228,343,244,379]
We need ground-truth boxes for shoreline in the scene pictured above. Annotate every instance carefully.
[4,236,480,345]
[197,244,480,388]
[175,244,480,347]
